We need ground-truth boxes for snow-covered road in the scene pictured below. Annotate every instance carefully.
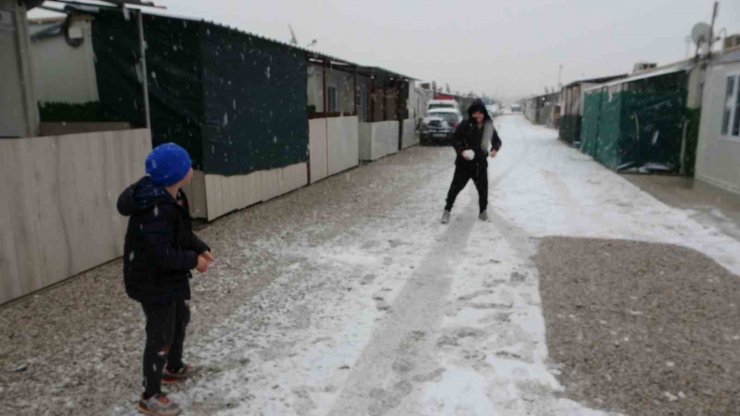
[107,115,740,416]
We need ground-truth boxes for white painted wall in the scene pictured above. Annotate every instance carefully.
[0,0,39,137]
[523,98,537,122]
[695,59,740,196]
[309,117,329,182]
[401,118,418,149]
[185,163,308,221]
[308,116,359,183]
[410,85,433,122]
[30,17,99,104]
[327,116,359,176]
[358,122,372,162]
[686,65,706,110]
[359,120,400,161]
[0,129,151,304]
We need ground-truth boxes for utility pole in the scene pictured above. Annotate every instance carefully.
[136,9,151,128]
[557,64,563,89]
[708,1,718,59]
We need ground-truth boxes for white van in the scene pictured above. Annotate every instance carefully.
[427,99,460,112]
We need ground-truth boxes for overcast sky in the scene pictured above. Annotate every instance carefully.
[43,0,740,100]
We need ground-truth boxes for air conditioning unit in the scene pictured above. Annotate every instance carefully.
[724,34,740,52]
[633,62,657,74]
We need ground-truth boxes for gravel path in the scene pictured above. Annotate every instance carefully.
[0,146,452,416]
[534,236,740,416]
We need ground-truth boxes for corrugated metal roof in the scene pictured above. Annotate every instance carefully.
[59,0,415,81]
[564,73,629,88]
[44,0,158,8]
[357,66,416,81]
[583,62,694,92]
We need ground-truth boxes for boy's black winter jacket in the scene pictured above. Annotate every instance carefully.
[117,176,209,304]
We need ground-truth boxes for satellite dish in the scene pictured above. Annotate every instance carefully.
[691,22,711,45]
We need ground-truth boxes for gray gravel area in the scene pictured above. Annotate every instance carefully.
[534,236,740,416]
[0,146,453,416]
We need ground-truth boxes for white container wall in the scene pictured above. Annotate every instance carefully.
[309,118,329,182]
[401,118,418,149]
[0,129,151,304]
[327,116,359,176]
[30,17,99,104]
[184,163,308,221]
[695,58,740,196]
[309,116,360,183]
[359,121,400,161]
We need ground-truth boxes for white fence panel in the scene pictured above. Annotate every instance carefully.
[0,129,151,304]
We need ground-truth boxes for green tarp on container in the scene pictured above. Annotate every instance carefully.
[579,69,691,173]
[559,75,628,145]
[91,10,308,176]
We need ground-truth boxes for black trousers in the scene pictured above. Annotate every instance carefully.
[141,300,190,396]
[445,163,488,213]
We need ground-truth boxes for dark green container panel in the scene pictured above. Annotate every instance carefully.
[91,10,308,176]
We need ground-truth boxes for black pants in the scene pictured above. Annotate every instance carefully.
[141,300,190,396]
[445,163,488,213]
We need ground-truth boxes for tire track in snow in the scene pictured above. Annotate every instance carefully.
[328,117,533,416]
[327,202,479,416]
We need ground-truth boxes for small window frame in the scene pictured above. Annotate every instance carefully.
[720,72,740,142]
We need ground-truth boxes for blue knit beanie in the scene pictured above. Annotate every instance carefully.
[145,143,192,186]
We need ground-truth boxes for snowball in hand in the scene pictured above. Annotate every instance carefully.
[462,150,475,160]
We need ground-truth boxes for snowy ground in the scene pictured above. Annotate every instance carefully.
[3,115,739,415]
[105,115,624,416]
[112,116,736,415]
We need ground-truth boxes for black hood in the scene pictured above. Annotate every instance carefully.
[117,176,174,217]
[467,99,491,121]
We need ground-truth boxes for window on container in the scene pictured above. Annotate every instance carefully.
[327,87,338,113]
[721,75,736,136]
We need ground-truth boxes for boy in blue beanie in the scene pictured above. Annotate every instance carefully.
[117,143,213,416]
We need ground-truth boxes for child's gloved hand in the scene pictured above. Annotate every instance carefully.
[461,149,475,160]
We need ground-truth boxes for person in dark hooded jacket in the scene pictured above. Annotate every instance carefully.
[441,99,502,224]
[118,142,212,416]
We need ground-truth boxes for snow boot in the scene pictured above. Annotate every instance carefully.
[440,210,451,224]
[162,364,194,384]
[137,393,181,416]
[479,211,489,221]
